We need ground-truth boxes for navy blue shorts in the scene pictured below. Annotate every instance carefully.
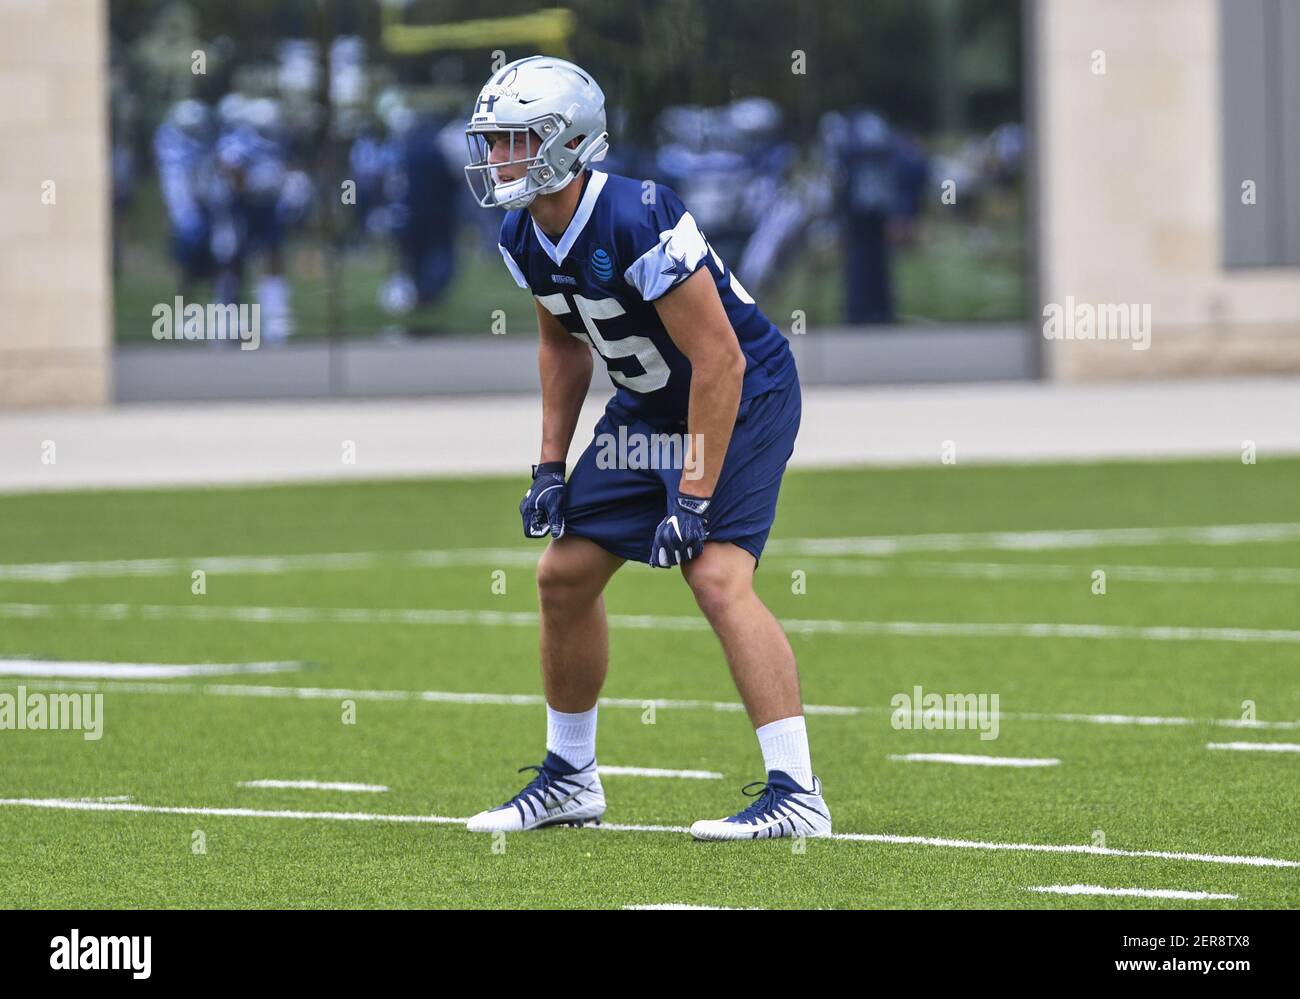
[564,377,801,566]
[240,199,284,255]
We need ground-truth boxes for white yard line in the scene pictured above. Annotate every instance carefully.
[5,601,1300,645]
[788,559,1300,586]
[1,796,1295,868]
[822,831,1300,868]
[5,678,1299,732]
[598,766,722,780]
[888,754,1060,768]
[0,549,539,583]
[623,903,758,910]
[1013,711,1300,730]
[0,797,463,825]
[765,523,1300,556]
[237,780,389,793]
[4,523,1299,582]
[1026,885,1238,900]
[1207,742,1300,753]
[0,659,304,679]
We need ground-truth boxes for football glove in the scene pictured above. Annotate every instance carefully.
[651,494,711,567]
[521,461,567,539]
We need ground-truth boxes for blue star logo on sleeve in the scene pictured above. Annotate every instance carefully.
[661,252,693,284]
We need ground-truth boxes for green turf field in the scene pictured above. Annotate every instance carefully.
[2,458,1299,909]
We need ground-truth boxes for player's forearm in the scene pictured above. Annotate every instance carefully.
[537,338,593,465]
[682,351,745,497]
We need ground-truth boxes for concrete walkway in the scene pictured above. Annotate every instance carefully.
[2,378,1297,493]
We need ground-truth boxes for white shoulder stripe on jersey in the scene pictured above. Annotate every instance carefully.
[623,210,710,301]
[498,243,529,289]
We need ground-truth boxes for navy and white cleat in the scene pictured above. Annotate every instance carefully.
[465,751,605,833]
[690,771,832,841]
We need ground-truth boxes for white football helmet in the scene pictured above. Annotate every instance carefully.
[464,55,609,210]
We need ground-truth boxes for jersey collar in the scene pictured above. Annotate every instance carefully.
[531,170,608,267]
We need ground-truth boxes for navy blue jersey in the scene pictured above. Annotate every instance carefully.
[498,170,796,428]
[216,126,286,199]
[153,122,210,232]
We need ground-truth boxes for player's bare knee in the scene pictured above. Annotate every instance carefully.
[685,559,746,622]
[536,544,595,612]
[536,549,574,601]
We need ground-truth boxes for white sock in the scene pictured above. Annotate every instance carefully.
[258,274,289,312]
[257,274,293,341]
[756,715,814,790]
[546,704,597,771]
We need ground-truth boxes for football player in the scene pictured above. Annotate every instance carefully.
[462,57,830,841]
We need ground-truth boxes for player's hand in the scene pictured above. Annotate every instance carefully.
[650,494,711,567]
[520,462,567,539]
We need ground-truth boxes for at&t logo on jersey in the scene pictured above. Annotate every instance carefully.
[590,248,615,282]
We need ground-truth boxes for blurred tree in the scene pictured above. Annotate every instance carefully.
[110,0,1020,140]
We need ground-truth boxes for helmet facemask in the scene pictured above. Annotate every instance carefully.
[465,121,546,210]
[465,114,607,210]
